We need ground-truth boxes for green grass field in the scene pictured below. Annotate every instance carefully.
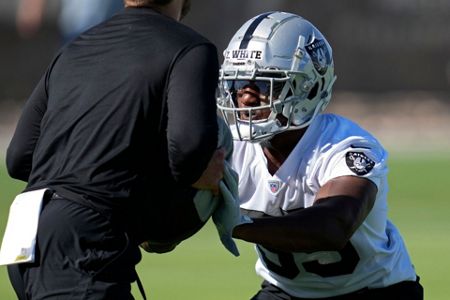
[0,154,449,299]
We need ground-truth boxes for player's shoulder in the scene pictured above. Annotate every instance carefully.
[314,113,386,157]
[318,113,377,141]
[318,113,363,130]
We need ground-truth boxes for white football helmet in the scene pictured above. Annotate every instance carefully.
[217,11,336,142]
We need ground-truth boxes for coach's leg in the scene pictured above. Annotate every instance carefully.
[24,197,141,299]
[7,264,27,300]
[87,231,142,300]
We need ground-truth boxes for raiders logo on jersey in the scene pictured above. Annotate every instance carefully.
[345,152,375,175]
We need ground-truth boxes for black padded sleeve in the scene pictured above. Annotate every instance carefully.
[6,74,48,181]
[166,43,219,185]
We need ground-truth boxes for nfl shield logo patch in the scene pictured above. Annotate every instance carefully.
[268,180,280,193]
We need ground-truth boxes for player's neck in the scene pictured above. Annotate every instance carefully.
[262,128,307,174]
[267,128,306,154]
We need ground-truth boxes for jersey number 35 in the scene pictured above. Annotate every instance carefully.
[257,242,360,279]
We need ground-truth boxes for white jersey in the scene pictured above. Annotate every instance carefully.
[231,113,416,298]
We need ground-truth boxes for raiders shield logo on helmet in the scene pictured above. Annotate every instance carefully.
[345,152,375,175]
[305,39,332,75]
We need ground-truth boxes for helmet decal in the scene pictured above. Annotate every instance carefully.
[305,39,332,75]
[224,49,263,60]
[239,12,275,49]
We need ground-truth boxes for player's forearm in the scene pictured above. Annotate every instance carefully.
[232,206,351,253]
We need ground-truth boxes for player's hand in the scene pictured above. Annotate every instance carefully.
[191,148,225,195]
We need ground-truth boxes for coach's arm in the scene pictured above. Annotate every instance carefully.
[7,75,48,182]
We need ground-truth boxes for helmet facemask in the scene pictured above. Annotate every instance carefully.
[219,68,286,141]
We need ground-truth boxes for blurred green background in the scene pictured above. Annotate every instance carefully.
[1,155,450,299]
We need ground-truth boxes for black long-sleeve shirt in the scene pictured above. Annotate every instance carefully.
[6,8,219,238]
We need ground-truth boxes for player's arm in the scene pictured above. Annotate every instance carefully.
[6,74,48,182]
[232,175,377,252]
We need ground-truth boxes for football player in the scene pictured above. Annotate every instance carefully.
[217,11,423,300]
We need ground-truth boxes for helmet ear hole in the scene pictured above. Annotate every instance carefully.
[307,82,319,100]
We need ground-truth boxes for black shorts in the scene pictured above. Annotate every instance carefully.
[8,196,142,300]
[251,277,424,300]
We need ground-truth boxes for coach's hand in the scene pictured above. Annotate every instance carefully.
[192,148,225,195]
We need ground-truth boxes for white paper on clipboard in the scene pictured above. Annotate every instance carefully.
[0,188,49,265]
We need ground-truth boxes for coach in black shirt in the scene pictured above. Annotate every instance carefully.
[6,0,224,299]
